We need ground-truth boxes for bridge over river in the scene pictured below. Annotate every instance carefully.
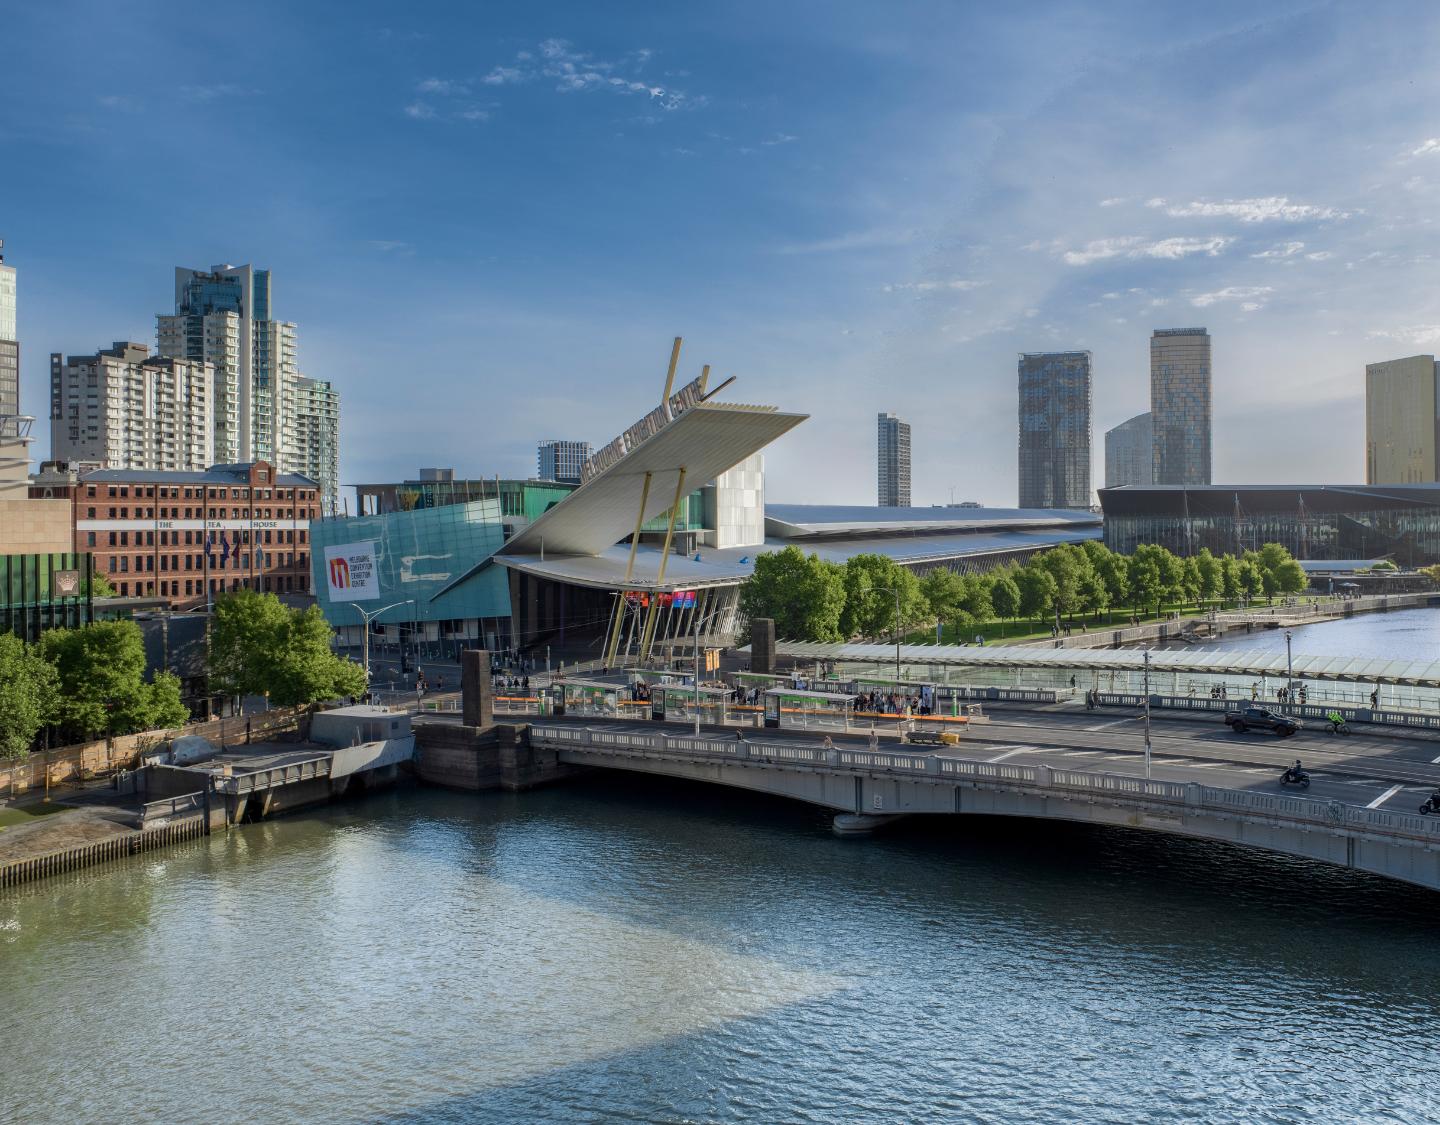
[520,712,1440,892]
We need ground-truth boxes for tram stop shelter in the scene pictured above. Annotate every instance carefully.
[763,687,857,730]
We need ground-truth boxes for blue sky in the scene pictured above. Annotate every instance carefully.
[4,0,1440,505]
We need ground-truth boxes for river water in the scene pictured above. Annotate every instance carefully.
[3,611,1440,1123]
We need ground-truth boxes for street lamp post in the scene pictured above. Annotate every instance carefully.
[353,600,415,693]
[1285,628,1294,702]
[1143,647,1153,780]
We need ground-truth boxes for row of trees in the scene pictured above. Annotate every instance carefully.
[0,621,189,758]
[738,540,1309,644]
[0,590,366,760]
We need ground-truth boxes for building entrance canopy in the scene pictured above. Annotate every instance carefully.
[760,641,1440,688]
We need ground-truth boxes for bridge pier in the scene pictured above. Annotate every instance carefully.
[832,813,906,837]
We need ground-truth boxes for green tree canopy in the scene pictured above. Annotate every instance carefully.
[1015,565,1058,622]
[838,554,927,638]
[0,634,58,758]
[920,568,968,634]
[210,589,366,706]
[40,620,186,741]
[738,546,846,643]
[989,570,1021,622]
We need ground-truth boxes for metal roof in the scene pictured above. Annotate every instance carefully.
[79,464,317,487]
[1099,483,1440,518]
[493,525,1103,592]
[760,641,1440,687]
[765,503,1099,539]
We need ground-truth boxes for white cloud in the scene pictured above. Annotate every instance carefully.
[762,134,799,146]
[1252,241,1306,259]
[404,101,436,120]
[1190,285,1274,308]
[882,279,987,293]
[777,228,919,255]
[1098,197,1126,207]
[1306,250,1333,261]
[418,78,469,96]
[1369,324,1440,346]
[483,66,525,86]
[1410,139,1440,156]
[180,84,259,102]
[1055,235,1231,266]
[1147,196,1349,222]
[477,39,695,110]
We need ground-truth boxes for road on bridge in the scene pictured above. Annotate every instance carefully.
[497,709,1440,818]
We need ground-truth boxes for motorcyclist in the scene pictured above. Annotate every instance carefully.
[1283,758,1305,783]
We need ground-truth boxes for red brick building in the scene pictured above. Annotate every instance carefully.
[31,461,319,606]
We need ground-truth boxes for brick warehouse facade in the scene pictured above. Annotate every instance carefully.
[31,461,319,606]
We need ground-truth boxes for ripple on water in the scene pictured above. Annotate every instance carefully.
[1,781,1439,1124]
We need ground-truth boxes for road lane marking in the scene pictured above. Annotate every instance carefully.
[1366,784,1405,809]
[1083,718,1134,731]
[986,746,1036,763]
[1431,754,1440,764]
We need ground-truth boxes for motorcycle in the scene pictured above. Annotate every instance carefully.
[1421,796,1440,816]
[1279,767,1311,789]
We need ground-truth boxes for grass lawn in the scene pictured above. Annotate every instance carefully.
[903,603,1252,646]
[0,802,70,832]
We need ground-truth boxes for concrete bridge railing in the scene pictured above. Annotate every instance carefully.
[530,724,1440,851]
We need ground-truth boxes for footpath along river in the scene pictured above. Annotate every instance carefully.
[1,609,1439,1123]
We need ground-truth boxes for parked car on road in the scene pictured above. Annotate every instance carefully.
[1224,706,1302,737]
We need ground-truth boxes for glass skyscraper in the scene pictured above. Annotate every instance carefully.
[1018,351,1092,510]
[877,412,911,507]
[537,439,592,485]
[1150,328,1212,486]
[1104,411,1153,488]
[157,264,339,510]
[1366,354,1440,484]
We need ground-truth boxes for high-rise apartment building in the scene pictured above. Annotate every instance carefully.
[1018,351,1092,509]
[1150,328,1211,486]
[1104,412,1153,488]
[0,239,17,423]
[289,377,341,509]
[50,343,216,472]
[877,412,911,507]
[537,439,592,485]
[157,264,338,510]
[1366,355,1440,484]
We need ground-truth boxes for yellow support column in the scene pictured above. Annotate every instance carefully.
[603,470,654,667]
[638,467,688,662]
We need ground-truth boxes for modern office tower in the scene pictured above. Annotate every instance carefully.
[288,376,341,512]
[50,343,216,471]
[1150,327,1212,485]
[877,412,911,507]
[1018,351,1092,509]
[1104,412,1153,488]
[537,439,592,484]
[1366,354,1440,484]
[157,263,332,500]
[0,239,18,422]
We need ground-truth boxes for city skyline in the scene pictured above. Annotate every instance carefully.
[6,2,1440,504]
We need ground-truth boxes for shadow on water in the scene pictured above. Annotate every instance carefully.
[335,773,1440,989]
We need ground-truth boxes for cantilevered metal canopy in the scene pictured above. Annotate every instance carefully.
[500,402,806,559]
[761,641,1440,687]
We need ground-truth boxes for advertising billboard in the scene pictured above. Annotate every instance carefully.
[324,541,381,602]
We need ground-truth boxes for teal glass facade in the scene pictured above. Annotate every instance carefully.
[309,500,511,628]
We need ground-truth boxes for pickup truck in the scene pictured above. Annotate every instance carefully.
[1224,706,1302,737]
